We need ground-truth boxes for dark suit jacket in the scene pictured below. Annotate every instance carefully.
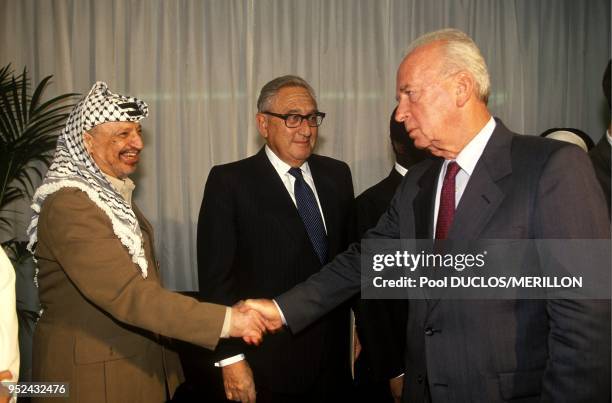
[589,135,611,216]
[356,169,404,236]
[197,147,354,394]
[277,120,611,402]
[354,168,407,382]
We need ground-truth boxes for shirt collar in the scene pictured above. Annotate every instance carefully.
[453,116,496,175]
[394,162,408,176]
[265,145,311,176]
[103,173,135,205]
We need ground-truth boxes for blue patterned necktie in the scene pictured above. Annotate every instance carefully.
[288,167,328,264]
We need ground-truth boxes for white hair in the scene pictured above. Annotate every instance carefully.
[408,28,490,103]
[257,75,317,112]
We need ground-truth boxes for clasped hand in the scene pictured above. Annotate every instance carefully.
[229,299,284,345]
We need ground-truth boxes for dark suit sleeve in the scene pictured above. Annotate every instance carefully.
[197,166,245,360]
[535,146,611,401]
[276,178,405,333]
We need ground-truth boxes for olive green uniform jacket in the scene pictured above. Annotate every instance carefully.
[32,188,226,403]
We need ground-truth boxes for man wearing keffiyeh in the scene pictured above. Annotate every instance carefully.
[27,82,265,403]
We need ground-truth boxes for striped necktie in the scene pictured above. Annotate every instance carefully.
[288,167,328,264]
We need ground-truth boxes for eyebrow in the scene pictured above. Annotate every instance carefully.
[285,108,316,114]
[114,124,141,133]
[398,84,413,92]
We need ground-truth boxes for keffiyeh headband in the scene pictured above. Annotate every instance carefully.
[27,82,150,277]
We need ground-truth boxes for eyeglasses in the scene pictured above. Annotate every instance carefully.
[261,111,326,128]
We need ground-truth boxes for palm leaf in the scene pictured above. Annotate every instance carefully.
[31,92,79,116]
[0,64,79,232]
[28,75,53,117]
[0,83,19,142]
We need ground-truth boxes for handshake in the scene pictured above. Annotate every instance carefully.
[228,299,284,345]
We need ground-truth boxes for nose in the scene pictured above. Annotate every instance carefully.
[395,99,410,123]
[130,131,144,150]
[297,118,312,136]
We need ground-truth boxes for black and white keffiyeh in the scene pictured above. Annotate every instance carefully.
[27,82,150,277]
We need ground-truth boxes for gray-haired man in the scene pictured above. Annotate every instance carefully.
[196,75,355,402]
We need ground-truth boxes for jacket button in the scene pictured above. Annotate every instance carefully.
[424,327,434,336]
[417,374,424,384]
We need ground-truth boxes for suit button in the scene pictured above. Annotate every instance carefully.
[424,327,434,336]
[417,374,424,384]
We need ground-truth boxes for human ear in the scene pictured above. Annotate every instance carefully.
[455,72,473,107]
[256,113,269,139]
[83,131,94,154]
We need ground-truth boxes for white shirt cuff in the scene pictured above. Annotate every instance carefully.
[273,299,287,325]
[220,306,232,338]
[214,354,245,367]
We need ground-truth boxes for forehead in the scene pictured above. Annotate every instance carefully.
[92,121,141,134]
[272,86,316,112]
[397,42,445,88]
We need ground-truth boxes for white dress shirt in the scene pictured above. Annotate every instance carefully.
[264,145,328,232]
[432,117,496,236]
[394,162,408,177]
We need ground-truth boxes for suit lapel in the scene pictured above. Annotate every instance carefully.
[448,122,513,239]
[133,204,154,241]
[413,159,442,239]
[252,149,320,259]
[132,203,161,278]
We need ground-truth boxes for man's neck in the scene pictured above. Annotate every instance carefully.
[458,104,491,149]
[103,173,135,205]
[441,108,492,160]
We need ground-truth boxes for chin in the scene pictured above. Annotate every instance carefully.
[412,141,429,150]
[121,167,137,177]
[291,150,312,160]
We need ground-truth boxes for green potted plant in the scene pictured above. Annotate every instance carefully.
[0,63,77,382]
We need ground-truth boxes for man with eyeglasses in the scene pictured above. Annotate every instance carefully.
[196,75,355,402]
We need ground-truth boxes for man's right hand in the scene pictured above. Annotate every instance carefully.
[241,299,283,332]
[222,360,256,402]
[229,304,266,345]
